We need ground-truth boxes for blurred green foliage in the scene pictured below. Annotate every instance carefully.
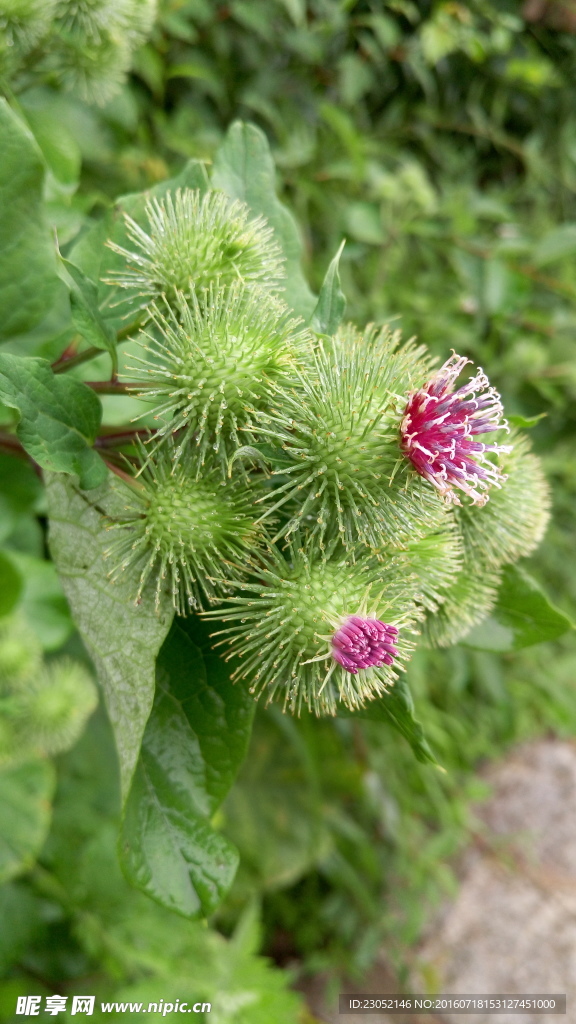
[1,0,576,1016]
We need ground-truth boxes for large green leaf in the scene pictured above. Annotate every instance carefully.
[0,354,107,490]
[0,759,55,884]
[222,708,331,891]
[0,101,64,344]
[463,564,573,653]
[120,616,255,918]
[310,240,346,336]
[45,474,174,800]
[211,121,317,320]
[339,676,439,766]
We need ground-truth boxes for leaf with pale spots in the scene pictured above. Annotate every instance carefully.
[46,473,174,802]
[120,616,255,918]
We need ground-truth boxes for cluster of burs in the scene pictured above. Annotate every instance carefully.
[105,186,550,716]
[0,0,155,102]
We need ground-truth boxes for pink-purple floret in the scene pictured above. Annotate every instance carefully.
[331,616,399,674]
[400,354,511,506]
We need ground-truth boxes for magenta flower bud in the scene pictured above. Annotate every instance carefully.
[331,617,399,675]
[400,353,512,506]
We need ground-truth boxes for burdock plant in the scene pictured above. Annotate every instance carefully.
[100,166,550,719]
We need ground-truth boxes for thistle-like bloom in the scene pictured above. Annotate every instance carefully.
[250,327,445,549]
[107,188,285,307]
[400,353,512,506]
[105,445,264,613]
[202,542,417,716]
[127,283,311,474]
[331,617,399,673]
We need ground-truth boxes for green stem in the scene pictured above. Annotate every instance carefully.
[52,317,145,375]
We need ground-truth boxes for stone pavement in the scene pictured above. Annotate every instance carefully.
[304,739,576,1024]
[414,739,576,1024]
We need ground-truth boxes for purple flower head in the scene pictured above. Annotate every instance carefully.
[331,616,399,675]
[400,353,512,506]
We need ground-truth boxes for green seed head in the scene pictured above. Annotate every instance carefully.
[53,30,131,103]
[106,444,266,614]
[0,616,43,692]
[55,0,121,39]
[54,0,155,45]
[107,188,285,308]
[423,553,501,648]
[128,283,311,474]
[0,0,55,52]
[18,658,97,757]
[457,431,551,569]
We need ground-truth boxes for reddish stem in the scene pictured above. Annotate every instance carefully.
[0,431,42,476]
[86,380,156,394]
[95,428,151,449]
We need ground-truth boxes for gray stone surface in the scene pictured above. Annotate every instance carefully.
[414,739,576,1024]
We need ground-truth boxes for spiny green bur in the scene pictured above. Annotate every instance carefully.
[127,282,311,473]
[251,326,443,548]
[203,543,417,716]
[0,616,97,763]
[108,189,285,307]
[106,445,268,614]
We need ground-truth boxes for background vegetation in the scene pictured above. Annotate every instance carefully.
[1,1,576,1020]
